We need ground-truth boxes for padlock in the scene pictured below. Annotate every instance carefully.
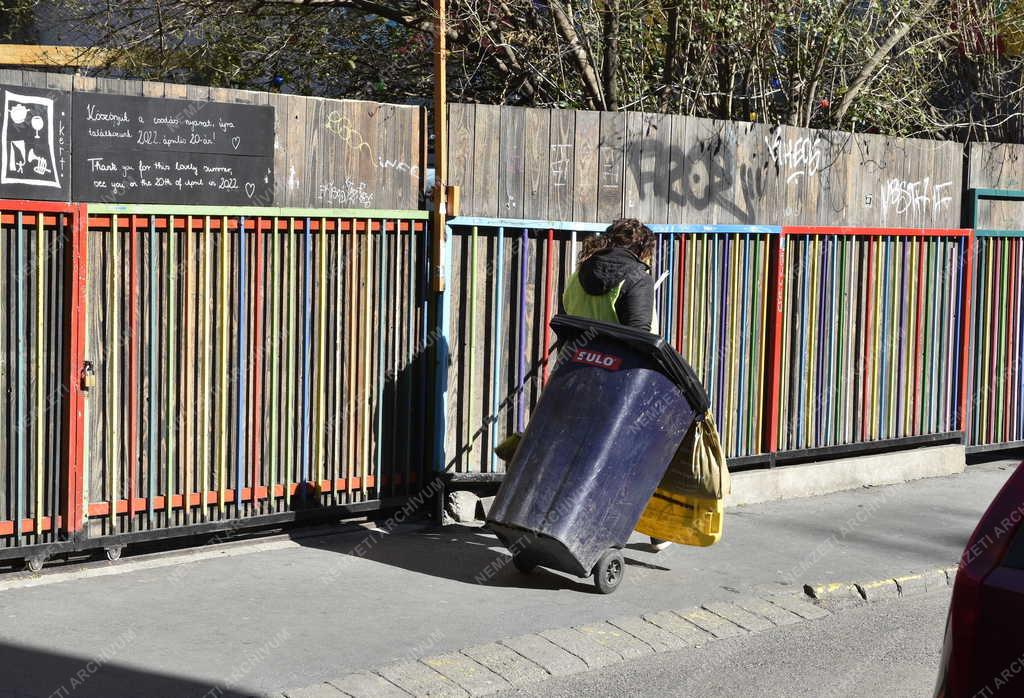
[81,361,96,391]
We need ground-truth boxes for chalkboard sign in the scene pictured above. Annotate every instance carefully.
[72,92,274,205]
[0,84,71,202]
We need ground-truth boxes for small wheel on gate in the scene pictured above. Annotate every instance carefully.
[512,552,537,574]
[25,557,45,573]
[105,546,123,562]
[592,549,624,594]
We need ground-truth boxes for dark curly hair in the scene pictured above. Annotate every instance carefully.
[579,218,656,264]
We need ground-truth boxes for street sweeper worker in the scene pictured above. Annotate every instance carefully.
[561,218,657,333]
[561,218,673,551]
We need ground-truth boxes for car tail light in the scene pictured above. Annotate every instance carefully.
[942,463,1024,697]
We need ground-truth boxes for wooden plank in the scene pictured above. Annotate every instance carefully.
[522,108,551,220]
[472,105,501,218]
[497,107,526,219]
[448,104,475,215]
[572,110,600,223]
[548,109,576,221]
[597,111,625,222]
[282,94,308,208]
[622,111,645,220]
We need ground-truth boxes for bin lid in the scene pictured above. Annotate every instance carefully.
[550,314,710,415]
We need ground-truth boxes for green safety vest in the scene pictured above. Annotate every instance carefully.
[562,271,658,333]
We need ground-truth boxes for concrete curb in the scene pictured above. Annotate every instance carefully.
[277,567,959,697]
[804,564,958,608]
[727,444,965,507]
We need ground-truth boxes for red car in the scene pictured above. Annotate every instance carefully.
[936,462,1024,697]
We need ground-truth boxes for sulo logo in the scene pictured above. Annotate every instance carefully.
[571,349,623,371]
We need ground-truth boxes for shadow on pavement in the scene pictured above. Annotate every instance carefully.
[0,641,248,698]
[292,523,666,593]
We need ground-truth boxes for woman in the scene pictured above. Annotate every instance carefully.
[562,218,671,551]
[562,218,657,332]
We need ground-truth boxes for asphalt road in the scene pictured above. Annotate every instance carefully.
[495,589,952,698]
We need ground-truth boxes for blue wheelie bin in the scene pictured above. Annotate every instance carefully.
[487,314,710,594]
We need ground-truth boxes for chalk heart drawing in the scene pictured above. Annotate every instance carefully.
[245,182,255,198]
[231,136,241,150]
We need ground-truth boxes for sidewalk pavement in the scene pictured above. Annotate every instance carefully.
[0,461,1016,698]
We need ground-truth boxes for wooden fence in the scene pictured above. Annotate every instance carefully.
[0,70,424,210]
[447,104,964,229]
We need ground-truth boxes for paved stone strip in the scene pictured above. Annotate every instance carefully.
[607,615,690,651]
[642,609,713,646]
[499,634,587,677]
[282,569,954,698]
[460,643,549,686]
[766,593,832,620]
[421,653,510,696]
[377,660,468,697]
[327,672,410,697]
[538,627,622,669]
[676,607,747,639]
[574,622,654,660]
[730,595,803,626]
[701,601,774,632]
[283,683,346,698]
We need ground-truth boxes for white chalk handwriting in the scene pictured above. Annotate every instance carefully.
[325,111,419,180]
[317,178,374,208]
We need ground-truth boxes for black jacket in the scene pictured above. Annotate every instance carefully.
[573,247,654,331]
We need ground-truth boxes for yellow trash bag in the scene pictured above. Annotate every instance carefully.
[635,410,730,547]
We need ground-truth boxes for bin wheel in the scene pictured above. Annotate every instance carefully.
[593,549,624,594]
[512,552,537,574]
[25,556,45,573]
[105,546,123,562]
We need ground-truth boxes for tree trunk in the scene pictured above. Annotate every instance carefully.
[601,0,620,111]
[550,0,605,110]
[658,1,679,112]
[832,0,938,127]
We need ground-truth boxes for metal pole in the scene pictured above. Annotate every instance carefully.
[431,0,448,293]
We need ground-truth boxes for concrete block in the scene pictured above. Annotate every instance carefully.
[676,608,747,639]
[701,602,773,633]
[727,444,965,507]
[895,569,949,597]
[804,582,865,610]
[766,594,831,621]
[422,653,510,696]
[447,491,480,524]
[476,496,496,520]
[574,622,653,660]
[770,589,831,618]
[642,610,713,646]
[539,628,622,669]
[283,685,346,698]
[607,615,689,651]
[855,578,901,602]
[461,642,549,686]
[328,672,409,698]
[500,634,587,677]
[377,660,468,697]
[731,595,803,626]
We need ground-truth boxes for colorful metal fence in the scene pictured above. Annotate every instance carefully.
[967,230,1024,449]
[436,218,975,475]
[649,225,779,459]
[776,227,971,453]
[80,205,431,538]
[964,190,1024,450]
[436,219,779,474]
[0,202,82,550]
